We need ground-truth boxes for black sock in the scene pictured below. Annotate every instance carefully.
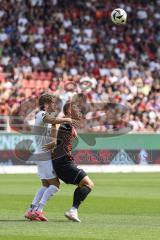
[73,186,91,209]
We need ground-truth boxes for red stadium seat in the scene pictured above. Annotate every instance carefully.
[46,72,53,80]
[36,80,43,89]
[22,79,29,88]
[32,71,39,80]
[29,80,36,88]
[43,80,50,89]
[0,73,6,82]
[25,88,32,97]
[39,72,46,80]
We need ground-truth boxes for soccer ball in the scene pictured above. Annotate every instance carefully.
[111,8,127,25]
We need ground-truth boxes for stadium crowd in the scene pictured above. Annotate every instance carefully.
[0,0,160,132]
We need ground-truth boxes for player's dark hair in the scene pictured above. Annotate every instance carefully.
[63,102,71,115]
[39,94,54,110]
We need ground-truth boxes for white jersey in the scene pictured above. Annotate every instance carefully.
[33,110,57,179]
[34,110,52,154]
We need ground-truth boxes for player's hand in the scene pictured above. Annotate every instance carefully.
[71,119,80,128]
[42,142,56,151]
[67,118,73,123]
[66,118,79,126]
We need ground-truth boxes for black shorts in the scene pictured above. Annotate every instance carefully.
[52,155,87,185]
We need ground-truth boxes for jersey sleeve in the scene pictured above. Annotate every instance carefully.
[41,111,47,121]
[35,111,47,125]
[72,127,77,139]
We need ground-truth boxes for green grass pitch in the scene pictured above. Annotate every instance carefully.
[0,173,160,240]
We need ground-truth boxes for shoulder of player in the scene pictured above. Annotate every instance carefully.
[59,123,72,131]
[36,110,46,117]
[35,111,48,122]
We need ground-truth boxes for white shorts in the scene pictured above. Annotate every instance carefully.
[37,160,57,180]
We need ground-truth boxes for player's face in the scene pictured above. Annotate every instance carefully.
[48,99,56,113]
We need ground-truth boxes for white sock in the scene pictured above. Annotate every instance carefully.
[30,186,47,210]
[70,207,77,213]
[36,185,59,211]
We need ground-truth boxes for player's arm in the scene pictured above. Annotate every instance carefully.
[72,127,78,140]
[42,125,57,151]
[43,113,72,124]
[42,141,56,151]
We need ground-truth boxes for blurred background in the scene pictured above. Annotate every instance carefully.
[0,0,159,133]
[0,0,159,168]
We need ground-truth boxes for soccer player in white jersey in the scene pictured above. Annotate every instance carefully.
[25,93,73,221]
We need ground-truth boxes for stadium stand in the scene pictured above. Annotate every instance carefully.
[0,0,159,132]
